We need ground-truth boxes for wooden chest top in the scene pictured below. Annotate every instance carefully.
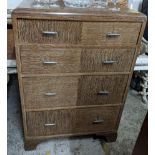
[12,0,146,22]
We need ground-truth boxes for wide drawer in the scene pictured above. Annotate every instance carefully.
[23,76,79,109]
[26,106,120,137]
[20,45,135,74]
[81,22,141,46]
[16,19,141,46]
[23,75,128,109]
[16,19,82,44]
[78,75,129,106]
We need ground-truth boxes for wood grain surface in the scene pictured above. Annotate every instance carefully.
[17,19,82,44]
[22,75,128,109]
[26,106,120,136]
[78,75,129,106]
[81,22,141,46]
[20,45,135,74]
[16,19,141,46]
[12,0,147,22]
[20,45,81,74]
[23,76,79,109]
[81,48,135,72]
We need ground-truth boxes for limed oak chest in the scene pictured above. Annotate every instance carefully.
[12,0,146,150]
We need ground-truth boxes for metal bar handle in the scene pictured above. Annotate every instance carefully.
[106,32,121,37]
[42,31,58,36]
[98,90,109,96]
[43,61,58,65]
[93,119,104,124]
[103,60,117,64]
[44,123,56,127]
[44,92,57,96]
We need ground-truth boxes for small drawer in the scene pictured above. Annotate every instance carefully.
[78,75,129,106]
[23,76,79,109]
[81,48,135,72]
[16,19,82,44]
[81,22,141,46]
[20,45,81,74]
[26,106,120,137]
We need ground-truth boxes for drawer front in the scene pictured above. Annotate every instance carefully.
[81,22,141,45]
[17,19,82,44]
[73,106,120,133]
[81,48,135,72]
[23,77,79,109]
[78,75,129,105]
[26,106,120,136]
[17,19,141,46]
[23,75,128,109]
[20,45,81,74]
[20,45,135,74]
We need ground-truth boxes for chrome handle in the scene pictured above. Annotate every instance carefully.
[106,32,121,38]
[103,60,117,64]
[43,61,58,65]
[42,31,58,36]
[98,90,109,96]
[93,116,104,124]
[44,92,56,96]
[44,123,56,127]
[93,120,104,124]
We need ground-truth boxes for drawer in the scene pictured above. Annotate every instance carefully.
[81,48,135,72]
[20,45,134,74]
[23,75,128,109]
[78,75,129,106]
[26,106,120,137]
[20,45,81,74]
[16,19,82,44]
[23,76,79,109]
[81,22,141,45]
[17,19,141,46]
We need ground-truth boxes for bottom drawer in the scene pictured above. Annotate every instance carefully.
[26,106,120,137]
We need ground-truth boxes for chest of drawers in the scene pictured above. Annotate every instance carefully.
[12,0,146,150]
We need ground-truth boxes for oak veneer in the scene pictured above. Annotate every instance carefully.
[17,19,82,44]
[12,0,146,150]
[23,75,128,109]
[20,46,135,74]
[78,75,129,106]
[81,48,135,72]
[23,76,79,109]
[26,106,120,137]
[81,22,141,46]
[20,46,82,74]
[16,19,141,46]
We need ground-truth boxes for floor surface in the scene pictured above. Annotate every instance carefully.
[7,75,147,155]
